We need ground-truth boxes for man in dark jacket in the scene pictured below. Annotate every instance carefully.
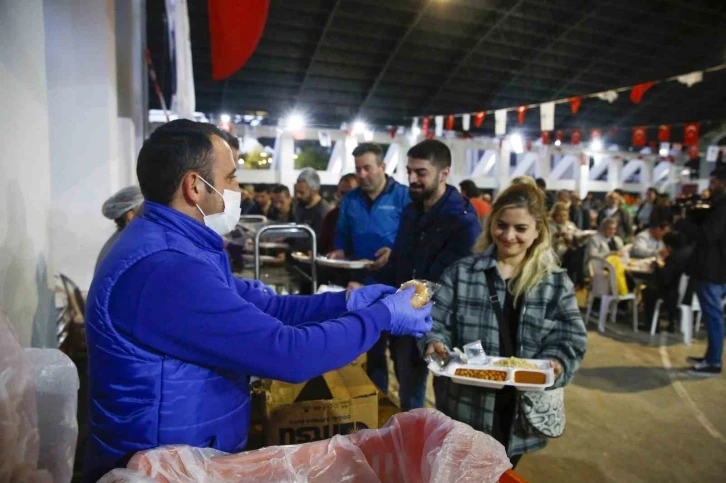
[677,168,726,376]
[376,140,482,409]
[642,232,693,333]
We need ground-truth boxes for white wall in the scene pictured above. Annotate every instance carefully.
[0,0,56,347]
[44,0,120,290]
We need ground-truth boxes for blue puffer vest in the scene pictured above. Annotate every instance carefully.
[84,201,249,480]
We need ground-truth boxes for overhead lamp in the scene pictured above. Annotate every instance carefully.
[284,112,306,131]
[220,113,231,123]
[352,120,368,135]
[510,133,524,154]
[590,139,603,152]
[554,139,562,147]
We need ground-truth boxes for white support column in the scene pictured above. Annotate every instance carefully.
[496,140,511,193]
[384,143,400,175]
[44,0,121,291]
[535,146,551,180]
[342,134,358,175]
[277,132,295,187]
[607,155,623,192]
[575,156,590,199]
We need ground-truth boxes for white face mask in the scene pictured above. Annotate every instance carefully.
[195,176,241,236]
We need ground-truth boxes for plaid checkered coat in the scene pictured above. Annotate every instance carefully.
[424,246,587,456]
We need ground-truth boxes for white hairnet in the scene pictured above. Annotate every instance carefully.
[102,186,144,220]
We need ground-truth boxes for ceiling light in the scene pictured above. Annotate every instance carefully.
[590,139,603,152]
[284,112,306,131]
[554,139,562,147]
[352,120,368,135]
[220,113,231,123]
[510,133,524,154]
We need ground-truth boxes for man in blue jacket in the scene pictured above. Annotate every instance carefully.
[375,140,482,409]
[84,120,432,481]
[327,142,410,393]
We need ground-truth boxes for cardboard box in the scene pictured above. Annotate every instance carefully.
[263,362,378,446]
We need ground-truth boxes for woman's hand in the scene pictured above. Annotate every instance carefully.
[425,341,448,359]
[550,360,563,379]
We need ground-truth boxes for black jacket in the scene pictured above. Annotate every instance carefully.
[376,185,482,287]
[569,205,591,230]
[676,194,726,284]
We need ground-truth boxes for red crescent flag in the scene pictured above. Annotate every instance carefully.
[632,126,647,147]
[474,111,486,128]
[657,125,671,142]
[683,122,700,147]
[389,127,397,139]
[421,116,430,137]
[209,0,270,80]
[555,130,565,142]
[688,144,699,160]
[517,106,527,125]
[569,97,582,114]
[571,129,582,145]
[541,131,551,145]
[630,81,655,104]
[445,115,455,131]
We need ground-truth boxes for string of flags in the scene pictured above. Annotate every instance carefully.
[400,63,725,148]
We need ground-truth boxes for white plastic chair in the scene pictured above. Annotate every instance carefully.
[649,274,699,345]
[585,257,638,333]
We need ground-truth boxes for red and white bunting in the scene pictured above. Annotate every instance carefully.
[684,122,700,147]
[632,126,647,147]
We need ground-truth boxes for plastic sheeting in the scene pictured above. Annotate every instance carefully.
[26,348,80,483]
[99,408,511,483]
[0,311,52,483]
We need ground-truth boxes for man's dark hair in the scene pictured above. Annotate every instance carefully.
[271,184,290,197]
[459,179,480,198]
[646,187,659,196]
[711,167,726,181]
[535,178,546,189]
[340,173,357,184]
[222,130,240,151]
[407,140,452,170]
[352,143,383,164]
[255,185,271,194]
[137,120,225,206]
[654,221,671,230]
[613,188,625,197]
[663,231,684,250]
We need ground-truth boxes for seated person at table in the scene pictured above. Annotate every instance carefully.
[569,192,591,230]
[642,232,694,333]
[631,222,670,259]
[586,218,624,261]
[549,202,578,259]
[269,184,295,223]
[597,191,633,241]
[249,186,274,217]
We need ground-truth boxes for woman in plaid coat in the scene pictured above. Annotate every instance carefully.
[424,183,587,467]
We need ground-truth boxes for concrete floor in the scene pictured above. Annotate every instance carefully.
[389,323,726,483]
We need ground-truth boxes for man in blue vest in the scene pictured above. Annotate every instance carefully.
[84,120,431,481]
[327,143,410,395]
[375,140,481,409]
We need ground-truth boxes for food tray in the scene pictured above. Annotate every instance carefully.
[243,254,277,264]
[290,252,312,263]
[428,356,555,392]
[258,242,289,250]
[291,252,373,270]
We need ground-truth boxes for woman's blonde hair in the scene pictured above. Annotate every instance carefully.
[550,202,570,221]
[473,184,559,302]
[510,175,537,187]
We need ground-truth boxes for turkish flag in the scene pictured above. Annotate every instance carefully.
[633,126,647,147]
[445,115,455,131]
[590,128,602,141]
[630,81,655,104]
[474,111,486,128]
[658,125,671,142]
[571,129,582,145]
[569,97,582,114]
[421,116,430,137]
[209,0,270,80]
[517,106,527,125]
[684,122,700,146]
[555,130,565,142]
[541,131,551,145]
[389,127,397,139]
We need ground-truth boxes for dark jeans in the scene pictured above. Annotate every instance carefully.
[366,332,389,395]
[390,335,428,410]
[695,281,726,366]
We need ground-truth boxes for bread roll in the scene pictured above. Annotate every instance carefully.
[400,280,429,308]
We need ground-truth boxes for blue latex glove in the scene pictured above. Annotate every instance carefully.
[380,287,433,338]
[346,284,397,311]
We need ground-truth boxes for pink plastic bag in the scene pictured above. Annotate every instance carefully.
[0,310,52,483]
[99,408,512,483]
